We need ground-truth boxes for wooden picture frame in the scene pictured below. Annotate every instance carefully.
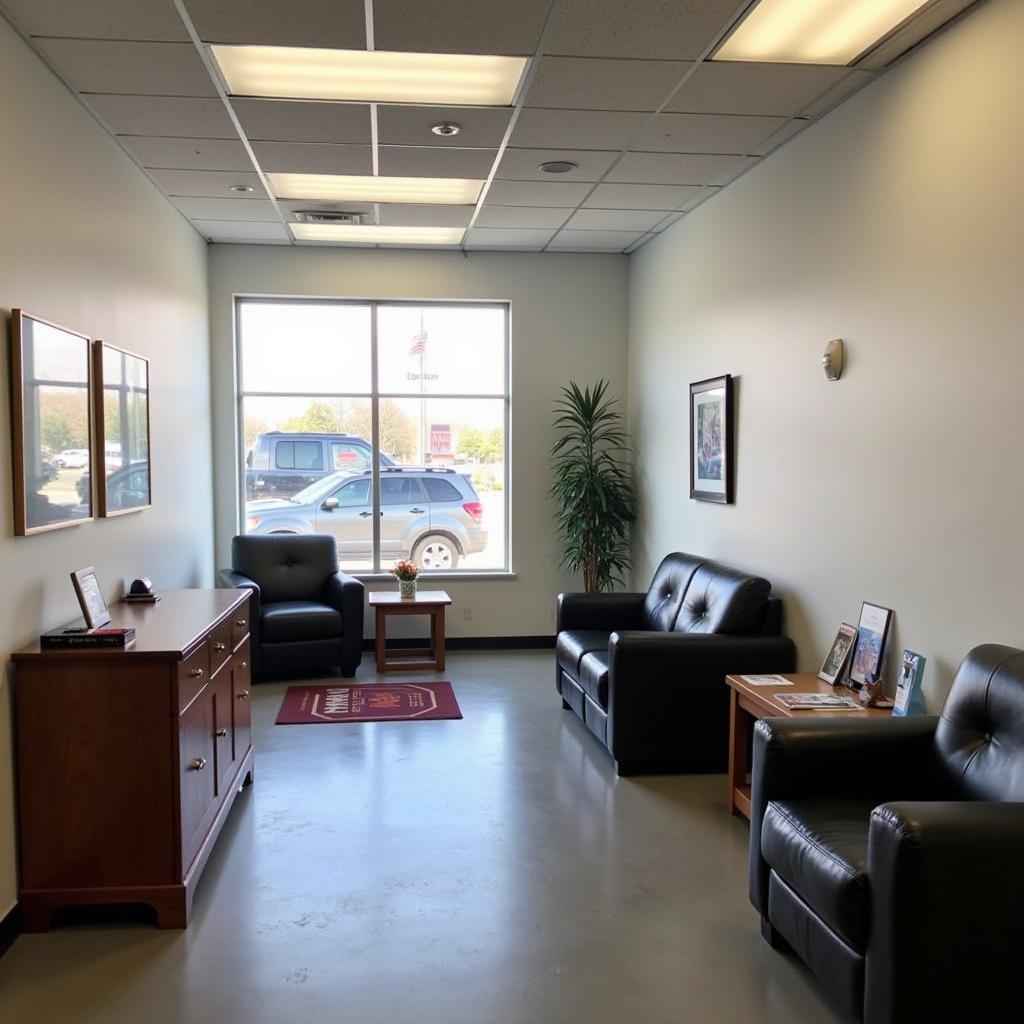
[689,374,734,503]
[93,341,151,517]
[10,309,94,535]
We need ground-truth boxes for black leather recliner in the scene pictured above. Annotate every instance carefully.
[218,535,364,680]
[556,552,795,774]
[749,643,1024,1023]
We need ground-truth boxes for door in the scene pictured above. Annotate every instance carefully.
[380,476,426,559]
[212,668,235,796]
[314,476,373,559]
[179,690,217,871]
[232,640,252,762]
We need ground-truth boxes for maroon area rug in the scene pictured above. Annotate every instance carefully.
[275,682,462,725]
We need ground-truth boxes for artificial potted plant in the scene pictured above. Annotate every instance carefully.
[391,559,419,599]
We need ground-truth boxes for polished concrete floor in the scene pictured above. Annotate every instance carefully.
[0,652,837,1023]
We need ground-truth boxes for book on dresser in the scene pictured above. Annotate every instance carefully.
[40,625,136,648]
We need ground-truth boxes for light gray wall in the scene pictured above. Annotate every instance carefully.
[0,20,213,918]
[628,0,1023,709]
[208,245,630,637]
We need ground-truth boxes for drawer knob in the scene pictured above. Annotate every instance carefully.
[213,642,226,652]
[240,661,248,670]
[236,618,247,627]
[190,757,207,771]
[215,728,228,738]
[238,689,250,701]
[189,668,204,679]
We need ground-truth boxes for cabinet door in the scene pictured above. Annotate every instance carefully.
[179,690,217,872]
[212,669,235,796]
[232,639,252,760]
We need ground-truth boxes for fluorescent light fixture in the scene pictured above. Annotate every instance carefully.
[268,172,483,205]
[291,223,465,246]
[716,0,929,65]
[211,45,528,106]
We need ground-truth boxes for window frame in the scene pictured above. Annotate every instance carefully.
[234,296,513,580]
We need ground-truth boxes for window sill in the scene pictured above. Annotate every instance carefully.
[350,571,517,583]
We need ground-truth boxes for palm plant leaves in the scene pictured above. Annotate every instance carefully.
[550,380,635,592]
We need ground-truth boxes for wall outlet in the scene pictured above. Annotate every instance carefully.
[463,607,472,621]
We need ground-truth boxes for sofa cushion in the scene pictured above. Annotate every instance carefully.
[262,601,343,643]
[673,563,770,634]
[556,630,610,676]
[643,553,705,631]
[578,651,610,707]
[761,799,876,952]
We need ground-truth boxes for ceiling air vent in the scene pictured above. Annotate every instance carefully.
[294,210,365,225]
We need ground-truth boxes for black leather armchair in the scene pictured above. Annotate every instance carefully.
[218,535,364,680]
[556,553,795,774]
[749,644,1024,1023]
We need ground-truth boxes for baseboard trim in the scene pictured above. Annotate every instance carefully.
[0,903,18,959]
[362,635,554,651]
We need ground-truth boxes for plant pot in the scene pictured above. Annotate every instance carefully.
[399,578,417,600]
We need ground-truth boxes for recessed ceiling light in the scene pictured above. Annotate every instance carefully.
[268,173,483,206]
[539,161,578,174]
[290,223,465,246]
[211,45,528,106]
[229,184,256,193]
[431,122,461,137]
[716,0,929,65]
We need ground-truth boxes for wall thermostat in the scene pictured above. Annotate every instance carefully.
[823,338,844,381]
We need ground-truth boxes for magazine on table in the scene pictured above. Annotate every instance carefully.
[774,692,860,711]
[739,674,793,686]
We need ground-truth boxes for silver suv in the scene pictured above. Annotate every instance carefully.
[245,466,488,570]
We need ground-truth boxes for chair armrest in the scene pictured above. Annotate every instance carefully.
[557,591,647,633]
[218,569,260,616]
[324,571,364,622]
[866,801,1024,1020]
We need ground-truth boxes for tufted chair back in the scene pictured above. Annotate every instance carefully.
[672,562,771,635]
[231,534,338,605]
[935,644,1024,801]
[643,553,705,631]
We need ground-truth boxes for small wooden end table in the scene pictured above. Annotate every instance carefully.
[725,673,892,819]
[369,590,452,673]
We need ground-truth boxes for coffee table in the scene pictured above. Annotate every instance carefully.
[725,672,892,819]
[369,590,452,673]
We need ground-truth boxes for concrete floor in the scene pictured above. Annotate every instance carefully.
[0,651,838,1023]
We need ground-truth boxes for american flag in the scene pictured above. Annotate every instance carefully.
[408,327,427,357]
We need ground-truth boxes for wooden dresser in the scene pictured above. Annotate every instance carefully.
[12,588,255,930]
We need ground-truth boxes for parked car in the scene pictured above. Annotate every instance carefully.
[245,466,487,569]
[77,460,150,509]
[245,432,396,499]
[54,448,89,469]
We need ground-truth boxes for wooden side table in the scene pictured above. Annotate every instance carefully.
[725,673,892,819]
[369,590,452,673]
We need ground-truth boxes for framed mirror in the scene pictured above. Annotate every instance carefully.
[10,309,94,535]
[93,341,151,516]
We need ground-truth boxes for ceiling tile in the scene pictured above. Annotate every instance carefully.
[680,186,721,211]
[184,0,366,48]
[525,57,689,112]
[608,152,758,185]
[374,0,551,55]
[194,219,290,242]
[149,169,266,198]
[474,207,573,229]
[119,136,254,171]
[86,95,235,139]
[565,209,666,231]
[667,62,854,117]
[377,106,512,149]
[547,0,744,60]
[171,196,280,221]
[583,183,702,209]
[635,112,788,154]
[752,119,810,156]
[377,205,475,227]
[252,141,372,175]
[485,180,591,208]
[465,228,556,248]
[496,148,617,182]
[799,70,876,118]
[35,40,216,97]
[378,147,497,179]
[1,0,189,40]
[232,99,370,144]
[512,109,647,150]
[548,229,641,251]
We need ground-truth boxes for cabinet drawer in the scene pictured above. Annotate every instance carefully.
[231,600,251,651]
[179,690,217,872]
[177,642,210,714]
[232,639,252,761]
[209,619,232,677]
[212,671,235,796]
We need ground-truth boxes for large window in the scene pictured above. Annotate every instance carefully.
[237,299,509,574]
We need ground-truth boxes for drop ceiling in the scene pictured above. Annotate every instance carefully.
[0,0,979,253]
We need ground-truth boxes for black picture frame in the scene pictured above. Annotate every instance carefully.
[71,566,111,629]
[849,601,894,689]
[818,622,858,684]
[689,374,733,503]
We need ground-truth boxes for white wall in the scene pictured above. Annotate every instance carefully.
[208,244,629,638]
[628,0,1023,709]
[0,20,213,918]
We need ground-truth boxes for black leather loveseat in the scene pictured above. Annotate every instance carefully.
[556,552,795,775]
[749,644,1024,1023]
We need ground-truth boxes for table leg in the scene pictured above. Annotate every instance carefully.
[434,609,446,672]
[375,607,386,673]
[728,689,753,818]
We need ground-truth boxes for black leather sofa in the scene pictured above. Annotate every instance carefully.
[750,643,1024,1023]
[556,552,795,774]
[218,535,364,680]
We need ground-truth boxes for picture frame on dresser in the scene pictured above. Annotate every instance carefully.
[689,374,734,504]
[93,340,151,517]
[9,309,94,535]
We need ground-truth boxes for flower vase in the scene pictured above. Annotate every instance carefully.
[399,578,417,600]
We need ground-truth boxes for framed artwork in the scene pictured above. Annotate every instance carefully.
[849,602,894,689]
[818,622,858,684]
[71,566,111,629]
[93,341,151,516]
[689,374,733,503]
[10,309,94,535]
